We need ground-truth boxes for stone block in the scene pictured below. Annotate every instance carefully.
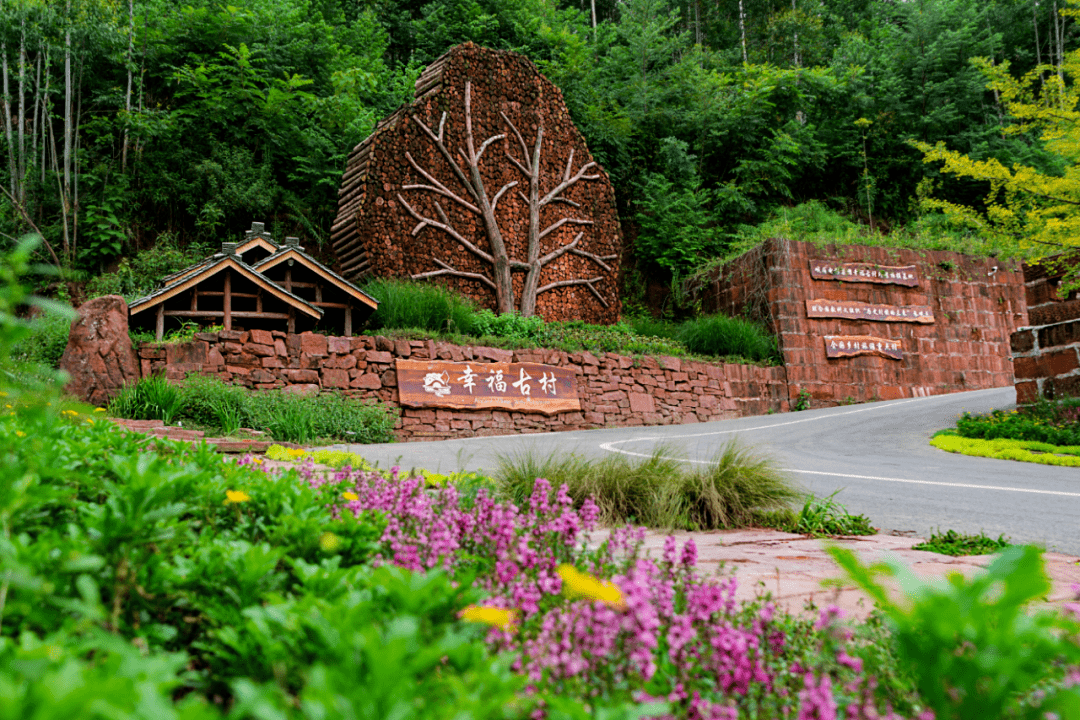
[367,350,393,364]
[283,368,320,384]
[283,383,320,397]
[247,343,275,358]
[324,354,358,370]
[327,336,351,355]
[249,329,273,346]
[300,332,328,357]
[352,373,383,389]
[322,368,350,388]
[629,392,655,413]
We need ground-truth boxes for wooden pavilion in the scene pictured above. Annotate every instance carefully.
[129,223,378,340]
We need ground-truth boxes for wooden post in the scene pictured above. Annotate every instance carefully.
[287,306,295,334]
[284,266,292,293]
[223,270,232,331]
[155,303,164,341]
[344,305,352,337]
[190,288,197,311]
[256,288,262,313]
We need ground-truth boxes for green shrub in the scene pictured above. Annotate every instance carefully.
[955,400,1080,446]
[676,313,781,362]
[759,491,876,536]
[180,374,250,435]
[468,309,544,341]
[625,315,681,343]
[496,441,799,530]
[108,374,186,425]
[361,277,478,334]
[832,544,1080,720]
[9,306,73,369]
[85,234,211,301]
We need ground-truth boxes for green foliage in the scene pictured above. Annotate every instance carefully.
[106,375,397,444]
[108,375,186,426]
[361,277,479,334]
[912,529,1013,556]
[468,309,545,341]
[9,306,73,369]
[793,388,812,412]
[86,236,211,301]
[930,432,1080,467]
[955,400,1080,446]
[830,544,1080,720]
[496,441,800,530]
[675,313,781,363]
[755,492,875,536]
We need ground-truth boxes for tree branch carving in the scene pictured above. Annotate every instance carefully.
[402,80,614,317]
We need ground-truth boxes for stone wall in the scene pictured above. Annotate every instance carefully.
[1011,319,1080,403]
[138,330,788,441]
[701,238,1027,406]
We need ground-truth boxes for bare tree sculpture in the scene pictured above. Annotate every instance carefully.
[396,80,616,316]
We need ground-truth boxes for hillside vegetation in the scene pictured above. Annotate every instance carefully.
[1,0,1078,308]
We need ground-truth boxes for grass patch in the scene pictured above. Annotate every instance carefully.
[930,431,1080,467]
[9,305,73,368]
[754,491,875,536]
[108,375,397,444]
[954,399,1080,446]
[361,277,479,334]
[358,277,782,364]
[495,441,800,530]
[912,529,1012,556]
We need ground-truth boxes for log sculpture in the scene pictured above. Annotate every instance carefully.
[331,43,623,323]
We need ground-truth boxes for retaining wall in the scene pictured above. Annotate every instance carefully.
[138,330,788,441]
[702,239,1027,406]
[1011,319,1080,403]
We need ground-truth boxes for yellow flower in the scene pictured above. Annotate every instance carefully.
[287,447,307,458]
[224,490,251,504]
[459,605,518,630]
[62,410,78,417]
[15,431,25,438]
[94,408,106,413]
[319,531,342,552]
[342,491,359,501]
[4,405,11,409]
[557,564,627,609]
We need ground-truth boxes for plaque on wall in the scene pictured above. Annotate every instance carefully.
[806,299,934,324]
[824,335,903,360]
[395,359,581,414]
[810,260,919,287]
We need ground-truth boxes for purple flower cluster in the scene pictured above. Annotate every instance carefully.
[291,459,905,718]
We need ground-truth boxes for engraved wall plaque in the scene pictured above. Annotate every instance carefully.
[824,335,903,360]
[396,359,580,414]
[806,299,934,324]
[810,260,919,287]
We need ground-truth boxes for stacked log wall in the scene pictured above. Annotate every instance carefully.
[332,43,622,324]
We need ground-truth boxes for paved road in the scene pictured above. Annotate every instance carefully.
[335,387,1080,554]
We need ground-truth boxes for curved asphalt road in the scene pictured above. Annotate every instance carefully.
[335,387,1080,555]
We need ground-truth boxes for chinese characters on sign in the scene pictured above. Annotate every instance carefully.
[806,299,934,324]
[397,360,580,414]
[810,260,920,287]
[824,335,903,361]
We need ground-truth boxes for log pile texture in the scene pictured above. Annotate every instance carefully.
[331,42,622,324]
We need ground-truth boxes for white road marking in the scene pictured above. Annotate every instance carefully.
[786,468,1080,499]
[597,389,1078,499]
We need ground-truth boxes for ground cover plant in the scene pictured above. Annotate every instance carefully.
[911,529,1013,556]
[955,399,1080,446]
[753,492,876,537]
[107,374,397,444]
[495,442,801,530]
[930,432,1080,467]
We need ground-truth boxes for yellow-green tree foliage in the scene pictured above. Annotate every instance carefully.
[915,2,1080,289]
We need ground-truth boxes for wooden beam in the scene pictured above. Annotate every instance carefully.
[190,288,197,311]
[197,291,259,299]
[156,304,164,341]
[311,301,349,309]
[256,288,263,313]
[315,283,322,303]
[164,310,291,320]
[287,306,295,334]
[344,305,352,337]
[284,266,292,293]
[223,270,232,331]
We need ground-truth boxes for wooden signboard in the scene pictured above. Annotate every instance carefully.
[824,335,903,361]
[810,260,919,287]
[806,299,934,324]
[396,359,580,414]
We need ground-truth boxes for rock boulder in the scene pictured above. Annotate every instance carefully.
[59,295,140,406]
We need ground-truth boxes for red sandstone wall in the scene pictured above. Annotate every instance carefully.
[139,331,788,441]
[1011,319,1080,402]
[704,239,1027,406]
